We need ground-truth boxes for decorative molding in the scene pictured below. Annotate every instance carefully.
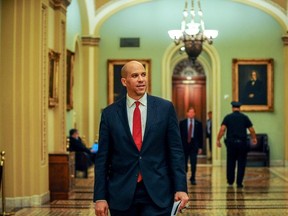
[81,36,100,46]
[2,192,50,208]
[282,34,288,46]
[41,3,48,165]
[173,59,205,77]
[49,0,71,13]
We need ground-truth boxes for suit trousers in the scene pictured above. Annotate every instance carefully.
[109,181,173,216]
[184,140,198,181]
[226,140,249,185]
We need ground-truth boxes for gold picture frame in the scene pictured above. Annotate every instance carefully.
[107,59,151,104]
[232,58,274,112]
[48,50,60,108]
[66,50,75,111]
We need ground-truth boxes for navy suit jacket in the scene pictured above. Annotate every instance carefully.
[179,118,203,153]
[93,95,187,211]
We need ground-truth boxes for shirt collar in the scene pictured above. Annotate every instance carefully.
[189,118,194,123]
[127,93,147,108]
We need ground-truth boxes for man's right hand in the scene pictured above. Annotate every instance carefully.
[95,200,109,216]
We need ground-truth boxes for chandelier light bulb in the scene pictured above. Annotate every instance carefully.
[168,0,218,62]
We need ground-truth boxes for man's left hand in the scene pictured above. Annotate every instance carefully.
[251,138,257,145]
[198,149,202,154]
[174,192,189,212]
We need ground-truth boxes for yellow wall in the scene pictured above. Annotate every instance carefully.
[0,0,70,208]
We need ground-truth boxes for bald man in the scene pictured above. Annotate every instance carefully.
[93,61,189,216]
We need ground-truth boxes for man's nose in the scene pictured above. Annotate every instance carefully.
[138,75,144,82]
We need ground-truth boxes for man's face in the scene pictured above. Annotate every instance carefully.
[187,108,196,119]
[208,112,212,119]
[121,62,147,99]
[72,131,79,139]
[251,71,257,80]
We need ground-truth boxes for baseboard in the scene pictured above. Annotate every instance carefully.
[270,160,285,167]
[0,191,50,208]
[214,160,286,167]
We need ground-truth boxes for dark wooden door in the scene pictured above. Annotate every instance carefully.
[172,75,207,154]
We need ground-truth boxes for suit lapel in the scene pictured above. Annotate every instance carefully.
[143,95,156,144]
[184,119,188,137]
[116,97,135,145]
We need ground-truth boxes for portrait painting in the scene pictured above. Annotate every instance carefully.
[66,50,75,111]
[232,58,274,111]
[107,59,151,104]
[48,50,60,108]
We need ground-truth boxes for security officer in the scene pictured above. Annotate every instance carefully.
[216,101,257,188]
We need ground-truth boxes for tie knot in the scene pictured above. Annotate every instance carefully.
[135,101,140,107]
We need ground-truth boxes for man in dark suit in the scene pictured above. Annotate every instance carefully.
[94,61,188,216]
[179,107,203,185]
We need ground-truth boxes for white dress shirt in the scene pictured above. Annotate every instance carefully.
[126,93,147,140]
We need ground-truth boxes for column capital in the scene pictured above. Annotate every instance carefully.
[282,33,288,46]
[81,36,101,46]
[49,0,71,13]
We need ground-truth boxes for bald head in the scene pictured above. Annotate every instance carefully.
[120,60,147,100]
[121,61,144,78]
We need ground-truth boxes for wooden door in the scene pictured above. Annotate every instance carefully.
[172,76,207,154]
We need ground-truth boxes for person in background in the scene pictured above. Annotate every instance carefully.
[93,60,188,216]
[206,111,212,158]
[179,107,203,185]
[68,128,94,177]
[216,101,257,188]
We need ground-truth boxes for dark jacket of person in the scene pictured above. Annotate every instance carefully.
[179,118,203,153]
[68,137,91,154]
[222,111,252,141]
[93,95,187,211]
[69,136,92,170]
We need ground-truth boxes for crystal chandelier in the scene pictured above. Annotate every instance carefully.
[168,0,218,62]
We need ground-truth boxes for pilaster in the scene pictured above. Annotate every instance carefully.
[282,33,288,166]
[48,0,71,152]
[0,0,50,208]
[77,36,100,145]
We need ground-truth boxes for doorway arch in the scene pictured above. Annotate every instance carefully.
[162,44,222,165]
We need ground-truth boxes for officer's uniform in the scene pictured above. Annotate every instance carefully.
[222,102,252,187]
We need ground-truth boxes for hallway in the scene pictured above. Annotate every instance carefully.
[10,166,288,215]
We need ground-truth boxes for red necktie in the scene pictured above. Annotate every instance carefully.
[133,101,142,182]
[187,119,193,143]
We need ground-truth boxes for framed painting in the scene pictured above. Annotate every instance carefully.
[232,58,274,111]
[107,59,151,104]
[66,50,75,111]
[48,50,60,108]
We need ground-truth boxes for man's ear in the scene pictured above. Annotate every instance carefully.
[121,78,126,87]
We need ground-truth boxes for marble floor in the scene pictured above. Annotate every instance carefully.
[8,165,288,215]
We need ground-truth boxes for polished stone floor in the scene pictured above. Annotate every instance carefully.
[10,165,288,215]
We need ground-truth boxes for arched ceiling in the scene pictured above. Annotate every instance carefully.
[78,0,288,36]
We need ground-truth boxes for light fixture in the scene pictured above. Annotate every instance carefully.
[168,0,218,63]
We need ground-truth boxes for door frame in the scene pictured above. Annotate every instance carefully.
[161,43,222,166]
